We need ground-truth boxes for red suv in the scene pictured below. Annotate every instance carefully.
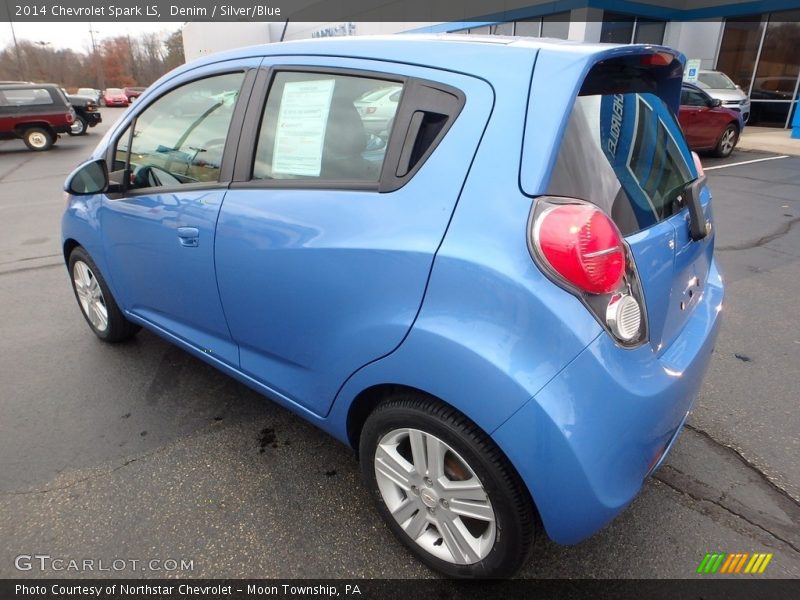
[0,83,75,151]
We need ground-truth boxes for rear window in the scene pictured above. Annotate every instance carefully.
[1,88,54,106]
[696,71,736,90]
[548,92,695,236]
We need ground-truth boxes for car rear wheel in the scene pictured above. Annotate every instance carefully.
[68,247,140,343]
[22,127,54,151]
[359,393,536,578]
[68,115,87,136]
[714,124,738,158]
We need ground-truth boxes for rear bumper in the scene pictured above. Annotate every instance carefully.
[492,258,724,544]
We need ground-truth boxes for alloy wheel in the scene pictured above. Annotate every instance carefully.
[73,260,109,332]
[720,128,736,155]
[374,428,496,565]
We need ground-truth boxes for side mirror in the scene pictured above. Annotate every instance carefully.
[64,158,108,195]
[710,98,723,108]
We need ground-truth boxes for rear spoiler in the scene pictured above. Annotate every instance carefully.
[521,45,686,196]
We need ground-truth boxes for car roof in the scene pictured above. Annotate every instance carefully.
[0,82,60,89]
[172,34,681,84]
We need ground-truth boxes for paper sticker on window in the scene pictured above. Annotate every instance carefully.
[272,79,336,176]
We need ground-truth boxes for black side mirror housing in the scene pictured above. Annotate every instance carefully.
[64,159,109,195]
[710,98,723,108]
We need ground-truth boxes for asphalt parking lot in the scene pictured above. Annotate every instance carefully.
[1,111,798,579]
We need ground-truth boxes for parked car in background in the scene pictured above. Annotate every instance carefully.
[76,87,102,104]
[66,93,102,136]
[0,82,75,150]
[124,86,146,102]
[354,84,402,132]
[102,88,129,107]
[62,37,723,578]
[693,69,751,123]
[679,83,743,157]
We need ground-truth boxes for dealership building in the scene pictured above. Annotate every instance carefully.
[183,0,800,127]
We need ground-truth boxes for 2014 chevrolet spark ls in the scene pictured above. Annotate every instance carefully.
[62,36,724,578]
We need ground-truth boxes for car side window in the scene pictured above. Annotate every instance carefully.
[252,72,403,182]
[682,89,708,107]
[2,88,54,106]
[114,72,244,189]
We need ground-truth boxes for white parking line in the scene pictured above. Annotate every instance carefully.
[704,155,790,171]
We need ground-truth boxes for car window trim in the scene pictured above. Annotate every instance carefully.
[232,63,465,194]
[103,65,258,199]
[231,64,408,192]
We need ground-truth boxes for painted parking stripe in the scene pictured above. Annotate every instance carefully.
[704,155,790,171]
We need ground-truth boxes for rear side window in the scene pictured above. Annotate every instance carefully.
[252,72,403,182]
[548,92,694,236]
[1,88,54,106]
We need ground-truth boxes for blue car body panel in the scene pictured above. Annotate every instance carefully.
[214,56,498,417]
[62,36,724,547]
[493,259,723,544]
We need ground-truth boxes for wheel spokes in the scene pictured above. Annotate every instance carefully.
[437,513,482,564]
[375,443,414,491]
[374,428,496,566]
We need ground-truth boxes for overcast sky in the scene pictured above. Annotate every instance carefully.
[1,22,183,53]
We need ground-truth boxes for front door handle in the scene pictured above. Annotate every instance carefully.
[177,227,199,247]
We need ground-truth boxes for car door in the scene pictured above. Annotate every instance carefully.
[678,88,709,148]
[98,61,258,365]
[214,59,494,416]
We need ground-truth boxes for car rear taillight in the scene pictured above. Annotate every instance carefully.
[529,197,648,346]
[366,106,377,114]
[534,203,625,294]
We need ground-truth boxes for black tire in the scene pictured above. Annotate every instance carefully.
[68,247,140,343]
[22,127,54,151]
[359,392,536,578]
[714,123,739,158]
[68,115,87,136]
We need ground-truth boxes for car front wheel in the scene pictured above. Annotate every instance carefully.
[359,393,536,578]
[22,127,54,151]
[68,247,140,342]
[68,115,87,136]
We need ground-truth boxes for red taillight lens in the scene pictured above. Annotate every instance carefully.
[366,106,377,114]
[535,203,625,295]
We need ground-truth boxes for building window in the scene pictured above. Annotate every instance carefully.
[716,10,800,127]
[600,12,666,45]
[490,22,514,35]
[601,12,635,43]
[634,18,667,44]
[513,11,570,39]
[716,16,765,91]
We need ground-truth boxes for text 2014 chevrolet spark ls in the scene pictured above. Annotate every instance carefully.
[62,36,724,578]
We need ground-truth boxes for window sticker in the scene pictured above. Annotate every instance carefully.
[272,79,336,176]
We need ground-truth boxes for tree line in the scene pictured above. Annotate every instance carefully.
[0,29,185,90]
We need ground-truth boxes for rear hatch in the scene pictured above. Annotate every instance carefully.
[536,50,714,353]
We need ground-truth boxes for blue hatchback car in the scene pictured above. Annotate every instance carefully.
[62,35,724,578]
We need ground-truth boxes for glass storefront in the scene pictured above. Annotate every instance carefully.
[716,10,800,127]
[600,12,666,44]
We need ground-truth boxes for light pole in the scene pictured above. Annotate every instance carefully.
[88,23,105,90]
[8,21,25,81]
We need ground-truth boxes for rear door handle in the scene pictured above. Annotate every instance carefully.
[177,226,199,247]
